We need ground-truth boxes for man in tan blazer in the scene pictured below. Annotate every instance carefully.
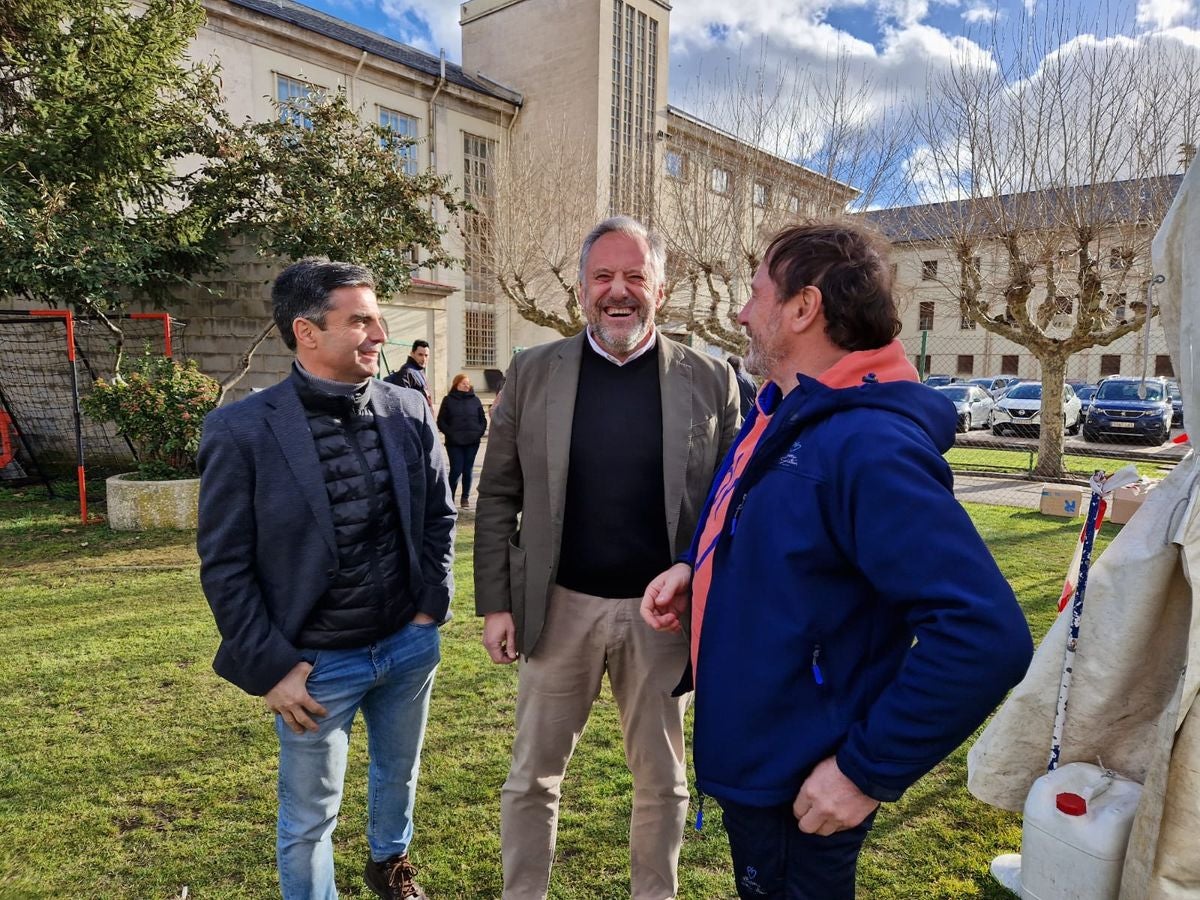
[474,215,740,900]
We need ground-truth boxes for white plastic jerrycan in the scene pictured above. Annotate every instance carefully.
[1020,762,1143,900]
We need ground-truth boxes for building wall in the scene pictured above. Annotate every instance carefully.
[175,0,521,401]
[462,0,674,371]
[890,239,1173,383]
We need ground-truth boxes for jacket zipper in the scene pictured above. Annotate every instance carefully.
[811,644,825,686]
[729,494,748,536]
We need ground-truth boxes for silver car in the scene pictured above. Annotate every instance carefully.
[936,384,996,433]
[990,381,1083,436]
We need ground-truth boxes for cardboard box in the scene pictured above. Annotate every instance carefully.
[1040,485,1085,518]
[1108,484,1150,525]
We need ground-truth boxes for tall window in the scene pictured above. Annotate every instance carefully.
[463,133,498,367]
[921,259,938,281]
[918,301,934,331]
[664,150,685,179]
[379,108,419,175]
[710,166,730,195]
[1156,355,1175,377]
[609,1,659,216]
[1001,355,1019,375]
[1100,354,1121,377]
[956,354,974,375]
[276,74,320,128]
[753,182,770,208]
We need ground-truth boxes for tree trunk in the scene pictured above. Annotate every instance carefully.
[1032,352,1068,479]
[217,320,277,405]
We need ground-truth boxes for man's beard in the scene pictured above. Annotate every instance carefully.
[591,307,651,355]
[744,309,783,379]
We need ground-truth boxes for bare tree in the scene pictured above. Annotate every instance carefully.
[886,7,1198,477]
[473,122,605,337]
[477,52,911,349]
[658,48,913,350]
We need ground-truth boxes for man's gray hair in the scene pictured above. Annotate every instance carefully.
[578,216,667,287]
[271,257,375,351]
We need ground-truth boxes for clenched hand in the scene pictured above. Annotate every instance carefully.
[483,611,519,663]
[792,756,880,836]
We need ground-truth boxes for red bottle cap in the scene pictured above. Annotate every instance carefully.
[1056,792,1087,816]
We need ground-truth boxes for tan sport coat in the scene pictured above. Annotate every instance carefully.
[474,331,741,657]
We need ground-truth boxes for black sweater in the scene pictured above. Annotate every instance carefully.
[555,342,671,598]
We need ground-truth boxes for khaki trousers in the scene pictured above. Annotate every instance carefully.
[500,585,690,900]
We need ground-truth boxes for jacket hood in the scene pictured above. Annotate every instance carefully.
[759,341,957,455]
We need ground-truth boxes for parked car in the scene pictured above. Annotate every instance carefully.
[1082,376,1173,445]
[935,384,996,433]
[925,374,963,387]
[990,381,1083,436]
[1075,384,1098,417]
[968,375,1022,397]
[1167,379,1184,427]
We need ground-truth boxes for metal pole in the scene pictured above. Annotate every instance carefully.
[1047,477,1104,771]
[919,329,929,380]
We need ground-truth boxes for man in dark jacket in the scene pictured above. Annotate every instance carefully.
[197,258,456,900]
[641,221,1032,899]
[385,339,433,407]
[727,354,757,418]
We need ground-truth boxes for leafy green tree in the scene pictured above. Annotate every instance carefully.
[203,89,467,397]
[0,0,233,355]
[213,89,465,296]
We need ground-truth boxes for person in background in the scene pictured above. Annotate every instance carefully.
[437,373,488,510]
[727,354,757,419]
[386,339,433,407]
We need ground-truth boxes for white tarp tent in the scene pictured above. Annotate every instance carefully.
[967,161,1200,899]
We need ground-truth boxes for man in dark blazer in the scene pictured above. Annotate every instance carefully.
[475,216,741,899]
[384,338,433,407]
[197,258,455,900]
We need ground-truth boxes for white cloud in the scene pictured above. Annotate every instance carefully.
[962,2,1003,25]
[373,1,462,57]
[1136,0,1197,31]
[874,0,932,29]
[906,24,1200,202]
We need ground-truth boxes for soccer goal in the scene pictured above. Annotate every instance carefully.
[0,310,182,524]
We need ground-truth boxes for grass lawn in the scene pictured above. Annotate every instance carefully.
[0,489,1118,899]
[946,446,1174,481]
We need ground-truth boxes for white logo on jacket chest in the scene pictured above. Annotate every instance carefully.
[776,438,803,469]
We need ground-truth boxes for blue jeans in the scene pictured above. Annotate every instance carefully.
[718,799,876,899]
[445,443,479,504]
[274,621,441,900]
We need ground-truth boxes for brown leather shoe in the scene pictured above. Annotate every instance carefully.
[364,853,427,899]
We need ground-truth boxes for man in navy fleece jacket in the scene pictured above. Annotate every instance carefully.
[641,220,1033,900]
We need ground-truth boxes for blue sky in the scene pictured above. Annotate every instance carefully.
[297,0,1198,73]
[295,0,1200,205]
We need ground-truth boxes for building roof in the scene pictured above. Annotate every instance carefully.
[665,105,859,198]
[864,174,1184,243]
[222,0,523,106]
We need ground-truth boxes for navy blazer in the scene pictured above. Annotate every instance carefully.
[196,375,456,696]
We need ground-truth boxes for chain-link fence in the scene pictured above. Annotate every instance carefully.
[903,321,1185,518]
